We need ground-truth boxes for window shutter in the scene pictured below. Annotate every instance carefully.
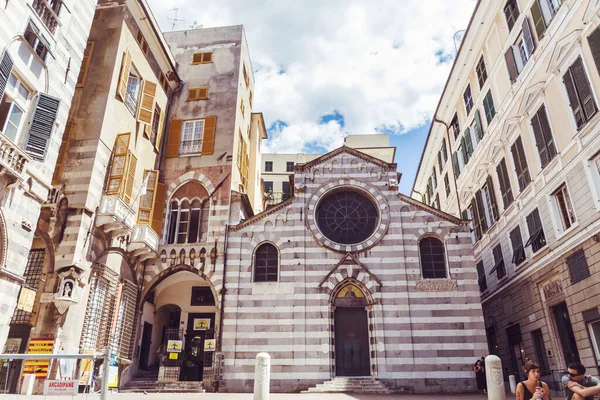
[566,249,590,284]
[117,50,132,101]
[77,41,95,88]
[137,81,156,124]
[52,120,73,185]
[464,127,474,156]
[475,190,488,233]
[522,17,536,55]
[202,52,212,63]
[460,136,469,164]
[137,170,158,224]
[538,105,556,163]
[165,120,182,157]
[437,151,442,172]
[201,116,216,155]
[471,198,482,240]
[155,109,165,149]
[151,183,167,235]
[531,1,547,40]
[192,53,203,64]
[486,175,500,221]
[25,93,60,161]
[122,151,137,204]
[107,133,131,195]
[563,68,585,128]
[511,137,530,191]
[442,139,447,160]
[496,159,514,208]
[452,152,460,178]
[531,108,549,168]
[587,27,600,78]
[474,110,484,139]
[0,52,13,101]
[571,57,598,121]
[505,48,518,83]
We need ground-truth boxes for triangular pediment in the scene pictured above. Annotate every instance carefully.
[500,116,520,141]
[518,81,546,115]
[487,140,504,162]
[318,253,382,290]
[583,0,600,23]
[547,30,583,74]
[474,162,490,182]
[296,145,394,172]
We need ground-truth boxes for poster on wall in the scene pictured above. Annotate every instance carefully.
[193,318,211,330]
[167,340,182,353]
[22,338,54,378]
[204,339,216,352]
[78,350,95,385]
[107,353,118,389]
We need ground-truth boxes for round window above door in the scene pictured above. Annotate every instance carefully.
[316,190,379,245]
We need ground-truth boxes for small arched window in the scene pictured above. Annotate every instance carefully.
[419,236,447,279]
[166,198,210,244]
[254,243,278,282]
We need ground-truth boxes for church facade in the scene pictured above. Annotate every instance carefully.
[221,146,487,393]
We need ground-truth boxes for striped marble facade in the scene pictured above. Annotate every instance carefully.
[221,146,487,393]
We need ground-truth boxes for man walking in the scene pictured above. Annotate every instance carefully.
[562,362,600,400]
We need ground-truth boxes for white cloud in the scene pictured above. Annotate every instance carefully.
[147,0,476,154]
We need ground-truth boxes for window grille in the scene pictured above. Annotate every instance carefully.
[254,243,278,282]
[111,280,138,360]
[11,249,45,325]
[180,120,205,154]
[419,237,447,279]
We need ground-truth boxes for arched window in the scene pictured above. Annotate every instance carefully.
[419,236,447,279]
[166,198,210,244]
[253,243,278,282]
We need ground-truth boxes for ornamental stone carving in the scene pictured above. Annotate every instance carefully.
[543,279,563,301]
[415,280,458,292]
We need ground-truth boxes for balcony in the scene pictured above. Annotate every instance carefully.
[0,134,30,182]
[96,195,135,238]
[264,191,291,208]
[127,224,159,261]
[32,0,59,35]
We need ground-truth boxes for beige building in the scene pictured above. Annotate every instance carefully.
[261,134,396,208]
[0,0,97,391]
[413,0,600,387]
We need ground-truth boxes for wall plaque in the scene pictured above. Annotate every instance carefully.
[415,280,457,292]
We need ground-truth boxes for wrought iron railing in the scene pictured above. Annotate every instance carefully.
[264,191,291,207]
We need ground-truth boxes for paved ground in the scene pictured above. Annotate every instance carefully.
[0,394,488,399]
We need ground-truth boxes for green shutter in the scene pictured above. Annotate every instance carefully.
[531,1,546,40]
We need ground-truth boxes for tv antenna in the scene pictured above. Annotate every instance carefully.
[167,7,185,31]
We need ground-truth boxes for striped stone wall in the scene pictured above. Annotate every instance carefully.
[222,148,487,393]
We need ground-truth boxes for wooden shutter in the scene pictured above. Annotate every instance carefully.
[137,81,156,124]
[531,107,549,168]
[0,52,13,101]
[474,110,484,139]
[117,50,132,101]
[106,133,130,195]
[566,249,590,284]
[437,151,443,172]
[571,57,598,121]
[471,198,482,240]
[460,136,468,164]
[496,158,514,208]
[505,47,518,83]
[202,52,212,63]
[475,190,488,233]
[511,137,531,191]
[486,175,500,221]
[122,151,137,204]
[52,120,73,184]
[165,119,182,157]
[137,170,158,224]
[536,105,556,165]
[442,139,447,160]
[563,67,585,128]
[464,127,474,156]
[25,93,60,161]
[201,116,216,155]
[187,88,208,101]
[155,109,165,149]
[452,152,460,178]
[587,27,600,78]
[151,183,167,235]
[531,1,546,40]
[522,17,536,55]
[76,41,95,88]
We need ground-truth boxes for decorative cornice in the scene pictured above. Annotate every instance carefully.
[397,193,467,225]
[230,197,294,232]
[318,252,382,288]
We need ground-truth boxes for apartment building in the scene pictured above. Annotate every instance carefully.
[261,134,396,208]
[0,0,96,387]
[413,0,600,386]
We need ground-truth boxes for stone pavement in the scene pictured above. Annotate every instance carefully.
[0,394,488,400]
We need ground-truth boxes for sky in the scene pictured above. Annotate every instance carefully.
[146,0,477,195]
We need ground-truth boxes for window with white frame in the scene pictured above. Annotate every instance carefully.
[166,198,210,244]
[587,319,600,362]
[124,68,141,115]
[463,85,473,115]
[24,21,50,62]
[552,184,576,232]
[503,0,520,32]
[0,73,31,143]
[590,153,600,206]
[505,18,536,83]
[180,119,205,155]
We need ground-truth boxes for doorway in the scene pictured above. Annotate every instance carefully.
[180,313,215,382]
[334,307,370,376]
[139,322,152,370]
[553,302,580,364]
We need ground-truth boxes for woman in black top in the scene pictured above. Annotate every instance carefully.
[474,359,487,394]
[516,360,552,400]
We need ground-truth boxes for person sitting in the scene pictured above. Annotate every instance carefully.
[516,360,551,400]
[562,361,600,400]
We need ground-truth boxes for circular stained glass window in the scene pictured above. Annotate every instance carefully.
[316,190,379,245]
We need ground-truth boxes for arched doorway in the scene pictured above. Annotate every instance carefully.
[332,281,371,377]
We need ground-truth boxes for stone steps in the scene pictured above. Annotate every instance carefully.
[302,377,395,394]
[120,372,205,393]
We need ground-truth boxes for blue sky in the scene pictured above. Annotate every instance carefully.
[148,0,476,195]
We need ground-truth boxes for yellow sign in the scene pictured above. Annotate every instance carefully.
[78,350,95,385]
[23,338,54,378]
[337,284,364,298]
[193,318,211,330]
[168,352,179,360]
[17,287,36,312]
[167,340,182,353]
[204,339,216,352]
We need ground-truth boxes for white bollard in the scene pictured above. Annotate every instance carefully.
[509,374,517,394]
[485,355,506,400]
[20,374,35,395]
[253,352,271,400]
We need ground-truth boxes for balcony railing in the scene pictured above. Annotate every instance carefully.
[264,191,291,207]
[0,134,30,182]
[96,195,135,237]
[32,0,59,34]
[127,224,159,261]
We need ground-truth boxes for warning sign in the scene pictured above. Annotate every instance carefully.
[193,318,211,330]
[22,338,54,378]
[167,340,182,353]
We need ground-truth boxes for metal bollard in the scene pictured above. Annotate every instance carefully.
[485,355,506,400]
[253,353,271,400]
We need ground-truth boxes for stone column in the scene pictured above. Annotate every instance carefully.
[253,353,271,400]
[485,355,506,400]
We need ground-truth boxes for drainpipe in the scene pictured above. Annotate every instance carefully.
[432,117,463,218]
